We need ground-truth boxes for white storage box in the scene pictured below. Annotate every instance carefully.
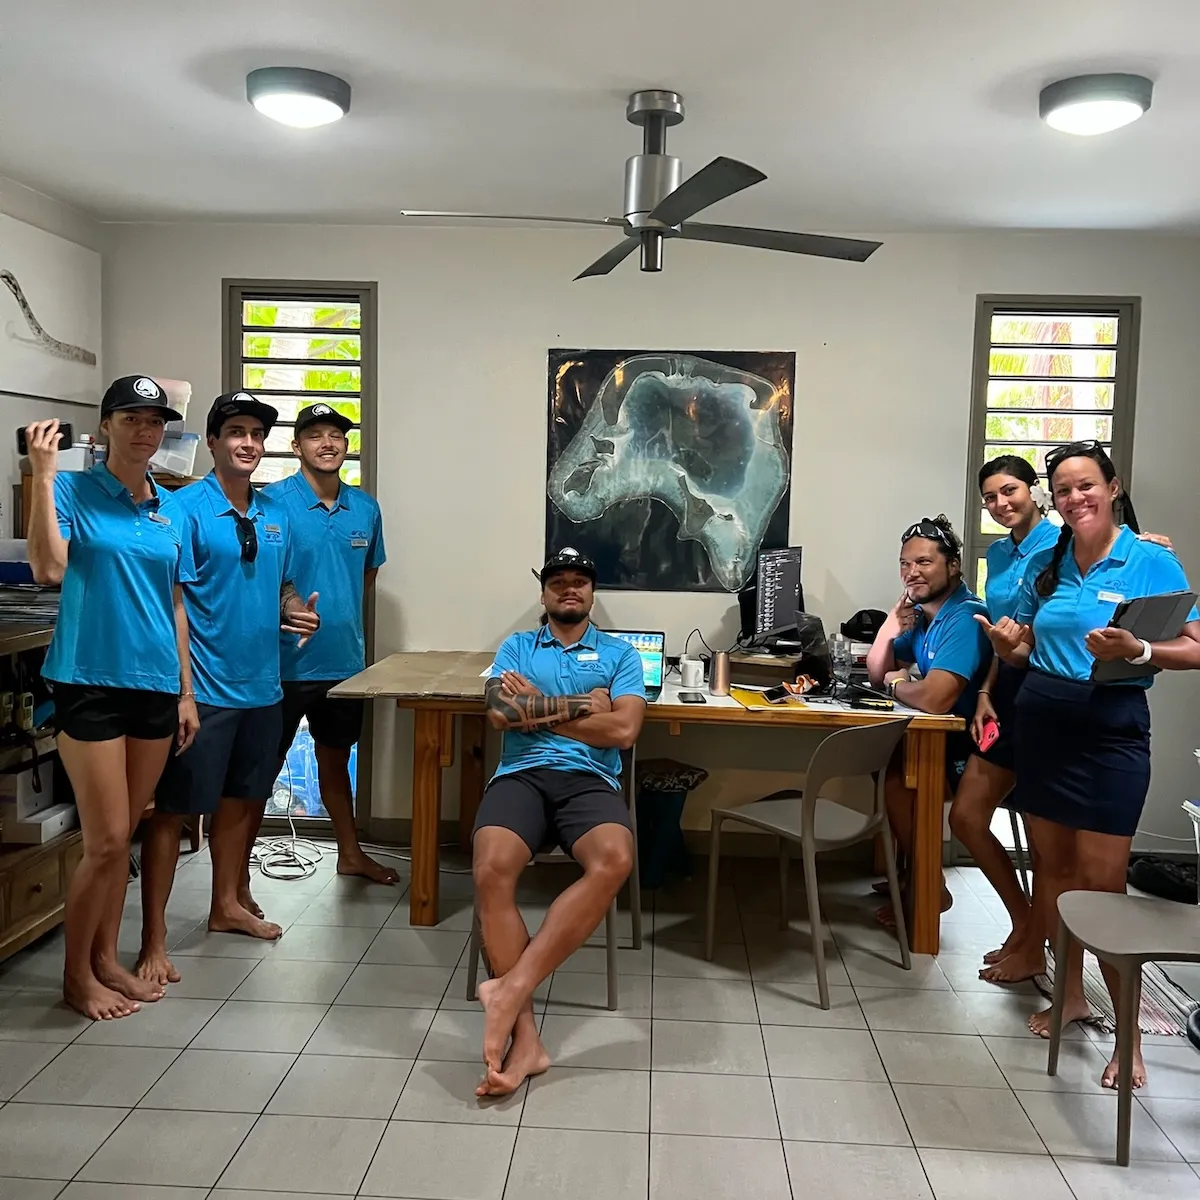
[0,763,55,822]
[154,378,191,434]
[0,801,77,845]
[150,432,200,478]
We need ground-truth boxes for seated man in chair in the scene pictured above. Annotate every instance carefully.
[473,547,646,1096]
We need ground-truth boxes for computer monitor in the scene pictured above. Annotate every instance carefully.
[755,546,804,636]
[605,630,665,700]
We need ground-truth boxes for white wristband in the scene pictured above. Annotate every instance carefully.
[1127,639,1153,666]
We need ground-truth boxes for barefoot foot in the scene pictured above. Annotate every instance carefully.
[476,1030,551,1098]
[1101,1046,1146,1090]
[135,945,181,987]
[95,958,164,1003]
[337,851,399,886]
[238,889,265,920]
[979,945,1046,984]
[1029,995,1091,1038]
[209,904,282,940]
[477,978,524,1075]
[64,975,139,1021]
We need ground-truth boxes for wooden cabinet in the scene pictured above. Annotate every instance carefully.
[0,831,84,962]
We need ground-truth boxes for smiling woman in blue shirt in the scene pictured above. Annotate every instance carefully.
[979,441,1200,1091]
[25,376,198,1023]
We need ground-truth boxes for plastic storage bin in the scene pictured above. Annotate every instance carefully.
[150,432,200,477]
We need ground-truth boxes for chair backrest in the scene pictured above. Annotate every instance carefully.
[801,718,913,832]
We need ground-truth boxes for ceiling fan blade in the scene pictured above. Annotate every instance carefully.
[399,210,624,228]
[678,222,881,262]
[648,157,767,227]
[574,238,640,280]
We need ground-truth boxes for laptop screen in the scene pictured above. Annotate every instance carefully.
[607,630,665,692]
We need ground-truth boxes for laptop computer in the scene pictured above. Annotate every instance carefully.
[606,630,666,702]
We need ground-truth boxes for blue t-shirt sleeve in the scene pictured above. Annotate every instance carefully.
[1141,547,1199,622]
[176,509,199,586]
[610,645,647,702]
[891,628,915,665]
[488,636,522,679]
[929,607,990,681]
[368,506,387,571]
[52,473,75,540]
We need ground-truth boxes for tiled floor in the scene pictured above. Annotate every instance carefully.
[1,850,1198,1199]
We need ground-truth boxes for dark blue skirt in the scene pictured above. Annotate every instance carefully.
[970,660,1024,773]
[1013,670,1150,837]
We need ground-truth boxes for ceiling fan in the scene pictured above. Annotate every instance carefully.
[400,89,882,280]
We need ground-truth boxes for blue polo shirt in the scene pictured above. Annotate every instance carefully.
[488,622,646,791]
[43,465,194,695]
[984,517,1061,622]
[1015,525,1198,687]
[892,581,991,719]
[174,472,294,709]
[263,472,386,683]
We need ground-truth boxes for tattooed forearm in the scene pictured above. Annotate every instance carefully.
[484,677,593,731]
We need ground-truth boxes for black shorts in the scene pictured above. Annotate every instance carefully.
[473,767,631,857]
[156,702,283,815]
[945,730,973,795]
[280,680,363,754]
[51,683,176,743]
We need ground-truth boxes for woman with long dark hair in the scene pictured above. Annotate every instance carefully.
[979,441,1200,1088]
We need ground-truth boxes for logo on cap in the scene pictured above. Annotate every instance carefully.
[232,392,253,404]
[560,547,580,558]
[134,377,161,399]
[311,403,332,416]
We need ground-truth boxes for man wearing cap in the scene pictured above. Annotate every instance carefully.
[472,548,645,1097]
[262,403,392,884]
[136,391,320,987]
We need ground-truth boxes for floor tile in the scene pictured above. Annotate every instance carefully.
[523,1067,649,1132]
[362,928,468,967]
[392,1059,524,1124]
[419,1008,490,1062]
[334,963,454,1008]
[304,1005,436,1058]
[874,1032,1008,1088]
[652,941,750,980]
[1053,1155,1200,1197]
[169,930,277,959]
[936,952,1039,994]
[1017,1090,1182,1161]
[229,958,354,1004]
[984,1034,1109,1093]
[537,1015,651,1071]
[216,1113,384,1194]
[841,948,951,990]
[1132,1042,1200,1100]
[0,1179,64,1199]
[265,924,376,963]
[556,943,654,976]
[0,1043,63,1101]
[1140,1097,1200,1162]
[189,1000,327,1053]
[155,957,256,1001]
[545,971,651,1019]
[0,993,92,1043]
[763,1025,886,1081]
[650,1132,791,1200]
[855,987,978,1034]
[0,1103,126,1180]
[440,968,549,1012]
[896,1083,1044,1153]
[956,989,1090,1040]
[507,1127,649,1200]
[383,898,475,932]
[74,998,221,1049]
[650,977,758,1023]
[772,1077,912,1146]
[753,981,867,1027]
[138,1049,297,1113]
[652,903,744,945]
[76,1109,255,1188]
[918,1148,1073,1199]
[14,1044,177,1107]
[651,1018,767,1074]
[267,1053,413,1119]
[651,1070,779,1138]
[746,938,851,985]
[292,894,401,928]
[211,1193,350,1200]
[359,1120,514,1199]
[784,1142,933,1199]
[932,923,1020,958]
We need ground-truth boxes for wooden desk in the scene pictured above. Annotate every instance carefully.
[334,651,964,955]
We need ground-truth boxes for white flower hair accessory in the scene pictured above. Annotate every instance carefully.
[1030,482,1051,512]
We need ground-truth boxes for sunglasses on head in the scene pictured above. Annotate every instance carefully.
[234,514,258,563]
[901,518,957,551]
[1045,438,1109,474]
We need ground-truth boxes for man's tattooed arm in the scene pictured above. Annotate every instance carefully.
[484,676,595,732]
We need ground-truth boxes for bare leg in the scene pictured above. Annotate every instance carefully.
[478,825,633,1093]
[94,736,171,1003]
[56,735,139,1020]
[237,798,267,919]
[137,811,186,986]
[316,742,398,884]
[472,827,545,1097]
[876,763,951,928]
[210,798,280,939]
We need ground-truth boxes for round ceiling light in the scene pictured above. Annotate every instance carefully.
[1039,73,1152,136]
[246,67,351,128]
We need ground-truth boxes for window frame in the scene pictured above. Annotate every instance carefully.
[962,294,1141,587]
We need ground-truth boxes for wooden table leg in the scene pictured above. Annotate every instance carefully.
[909,728,946,955]
[410,707,445,926]
[458,715,486,849]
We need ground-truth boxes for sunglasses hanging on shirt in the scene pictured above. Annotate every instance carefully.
[234,514,258,563]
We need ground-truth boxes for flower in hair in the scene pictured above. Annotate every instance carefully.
[1030,483,1051,512]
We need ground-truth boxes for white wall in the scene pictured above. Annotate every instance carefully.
[101,223,1200,847]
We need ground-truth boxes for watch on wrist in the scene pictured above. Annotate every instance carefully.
[1126,639,1153,666]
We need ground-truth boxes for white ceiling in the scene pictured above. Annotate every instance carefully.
[4,0,1200,231]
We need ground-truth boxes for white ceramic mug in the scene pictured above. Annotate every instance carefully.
[679,657,705,689]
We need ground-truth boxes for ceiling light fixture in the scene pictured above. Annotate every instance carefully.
[1039,73,1152,136]
[246,67,351,129]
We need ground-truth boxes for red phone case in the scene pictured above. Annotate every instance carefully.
[978,717,1000,753]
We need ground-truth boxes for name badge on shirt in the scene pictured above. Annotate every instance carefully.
[1097,590,1125,604]
[263,523,283,544]
[147,512,171,526]
[350,537,370,548]
[577,652,599,662]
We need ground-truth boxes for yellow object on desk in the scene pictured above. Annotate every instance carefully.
[729,686,806,711]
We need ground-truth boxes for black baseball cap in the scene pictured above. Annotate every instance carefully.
[841,609,888,641]
[539,547,597,585]
[100,375,183,422]
[294,402,353,436]
[206,391,279,437]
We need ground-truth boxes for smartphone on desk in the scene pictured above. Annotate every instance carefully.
[678,691,707,704]
[17,423,73,455]
[761,684,792,704]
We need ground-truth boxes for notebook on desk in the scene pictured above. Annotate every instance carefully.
[606,630,666,701]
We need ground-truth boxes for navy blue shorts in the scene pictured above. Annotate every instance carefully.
[968,660,1024,774]
[1013,671,1150,838]
[156,702,283,815]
